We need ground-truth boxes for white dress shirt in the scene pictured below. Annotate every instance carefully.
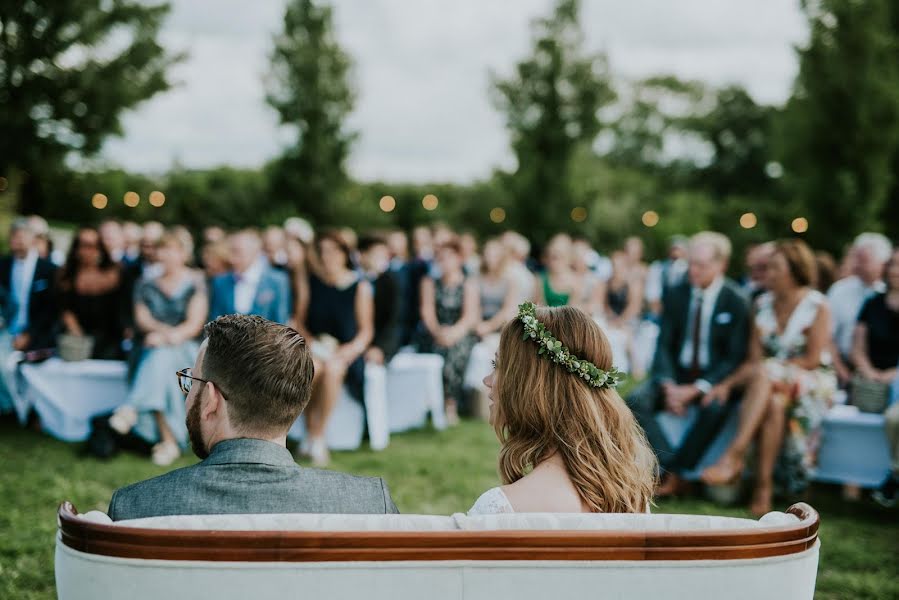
[678,276,725,391]
[234,258,265,315]
[9,250,38,335]
[827,275,886,357]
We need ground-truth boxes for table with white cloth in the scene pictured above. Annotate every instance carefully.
[6,357,128,442]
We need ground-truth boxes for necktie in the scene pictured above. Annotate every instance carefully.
[690,291,704,377]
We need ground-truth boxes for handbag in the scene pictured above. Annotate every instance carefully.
[850,375,890,414]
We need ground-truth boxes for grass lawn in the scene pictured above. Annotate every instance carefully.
[1,416,897,600]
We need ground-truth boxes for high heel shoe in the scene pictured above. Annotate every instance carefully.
[700,455,744,486]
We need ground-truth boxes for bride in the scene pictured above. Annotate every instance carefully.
[468,302,656,514]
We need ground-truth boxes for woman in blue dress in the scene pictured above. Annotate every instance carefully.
[108,231,208,466]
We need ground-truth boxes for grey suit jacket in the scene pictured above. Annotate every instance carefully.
[108,438,399,521]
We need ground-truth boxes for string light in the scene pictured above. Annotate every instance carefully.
[422,194,439,211]
[148,191,165,207]
[570,207,587,222]
[91,193,108,209]
[791,217,809,234]
[489,207,506,223]
[740,213,757,229]
[642,210,659,227]
[123,191,140,207]
[379,196,396,212]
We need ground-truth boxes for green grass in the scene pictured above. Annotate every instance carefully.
[0,416,896,600]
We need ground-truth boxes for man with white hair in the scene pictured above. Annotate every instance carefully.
[828,233,892,380]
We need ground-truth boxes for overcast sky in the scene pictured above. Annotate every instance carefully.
[98,0,807,183]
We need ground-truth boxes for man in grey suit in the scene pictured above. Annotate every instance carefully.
[627,232,750,498]
[108,314,398,520]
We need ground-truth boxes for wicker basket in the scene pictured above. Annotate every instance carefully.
[57,334,95,362]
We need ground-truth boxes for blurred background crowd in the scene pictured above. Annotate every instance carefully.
[0,215,896,515]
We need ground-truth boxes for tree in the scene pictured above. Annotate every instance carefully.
[266,0,356,225]
[491,0,615,243]
[780,0,899,252]
[0,0,180,214]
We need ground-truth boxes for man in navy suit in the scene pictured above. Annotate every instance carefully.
[209,230,291,324]
[0,218,58,352]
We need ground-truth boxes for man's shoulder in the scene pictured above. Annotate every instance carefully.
[720,279,750,308]
[109,463,205,519]
[300,466,387,492]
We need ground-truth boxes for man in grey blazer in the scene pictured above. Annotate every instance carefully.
[108,315,398,520]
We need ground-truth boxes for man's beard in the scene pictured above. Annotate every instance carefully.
[186,398,209,460]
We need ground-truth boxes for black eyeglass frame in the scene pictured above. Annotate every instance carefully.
[176,367,209,395]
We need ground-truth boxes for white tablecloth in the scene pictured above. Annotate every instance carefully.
[8,358,128,442]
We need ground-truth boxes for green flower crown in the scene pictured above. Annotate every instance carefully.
[517,302,623,389]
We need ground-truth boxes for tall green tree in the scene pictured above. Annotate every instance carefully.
[781,0,899,251]
[492,0,615,243]
[266,0,356,225]
[0,0,180,214]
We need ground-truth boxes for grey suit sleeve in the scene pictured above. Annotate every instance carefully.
[381,478,400,514]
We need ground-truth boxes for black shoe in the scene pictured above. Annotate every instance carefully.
[872,475,898,508]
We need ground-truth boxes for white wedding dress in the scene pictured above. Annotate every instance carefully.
[468,487,515,515]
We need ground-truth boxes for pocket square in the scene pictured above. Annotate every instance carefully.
[32,279,49,292]
[715,312,732,325]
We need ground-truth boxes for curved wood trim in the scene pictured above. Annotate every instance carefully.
[57,502,819,563]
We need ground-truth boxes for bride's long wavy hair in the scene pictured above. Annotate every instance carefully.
[492,305,657,513]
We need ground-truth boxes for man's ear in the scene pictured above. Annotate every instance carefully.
[201,382,223,421]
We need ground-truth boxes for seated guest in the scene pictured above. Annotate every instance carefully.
[827,233,891,382]
[201,239,231,280]
[853,248,899,507]
[295,231,374,466]
[385,230,412,344]
[815,251,837,294]
[99,220,126,264]
[262,225,289,270]
[417,238,480,424]
[645,236,689,319]
[702,240,834,515]
[627,232,750,497]
[599,250,644,329]
[571,236,606,316]
[107,314,398,520]
[0,218,58,352]
[535,234,584,308]
[502,231,537,303]
[358,235,402,366]
[208,229,291,324]
[470,303,655,514]
[474,238,519,339]
[57,227,127,360]
[108,231,208,466]
[741,242,775,302]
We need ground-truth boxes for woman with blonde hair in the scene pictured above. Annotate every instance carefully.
[469,302,657,514]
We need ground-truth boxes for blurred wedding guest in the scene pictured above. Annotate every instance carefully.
[0,218,58,352]
[57,227,127,360]
[571,236,606,315]
[701,240,833,516]
[535,234,583,308]
[263,226,289,270]
[815,251,837,294]
[412,225,434,262]
[627,232,750,498]
[108,231,208,466]
[201,240,231,280]
[501,231,536,303]
[131,221,165,282]
[827,233,891,382]
[645,236,689,318]
[122,221,143,263]
[742,242,776,301]
[624,236,649,282]
[852,247,899,393]
[600,251,644,329]
[460,232,481,275]
[27,215,64,265]
[385,230,412,344]
[474,238,519,338]
[99,220,126,263]
[284,216,314,245]
[209,229,291,324]
[203,225,226,246]
[417,238,480,424]
[358,235,402,366]
[295,231,373,465]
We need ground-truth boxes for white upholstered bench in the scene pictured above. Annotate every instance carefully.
[56,502,819,600]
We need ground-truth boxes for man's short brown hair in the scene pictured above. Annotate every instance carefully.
[202,315,314,435]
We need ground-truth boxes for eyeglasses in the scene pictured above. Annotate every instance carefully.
[176,368,208,395]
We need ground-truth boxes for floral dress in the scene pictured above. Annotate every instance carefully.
[755,290,836,494]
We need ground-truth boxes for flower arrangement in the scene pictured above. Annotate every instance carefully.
[517,302,623,389]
